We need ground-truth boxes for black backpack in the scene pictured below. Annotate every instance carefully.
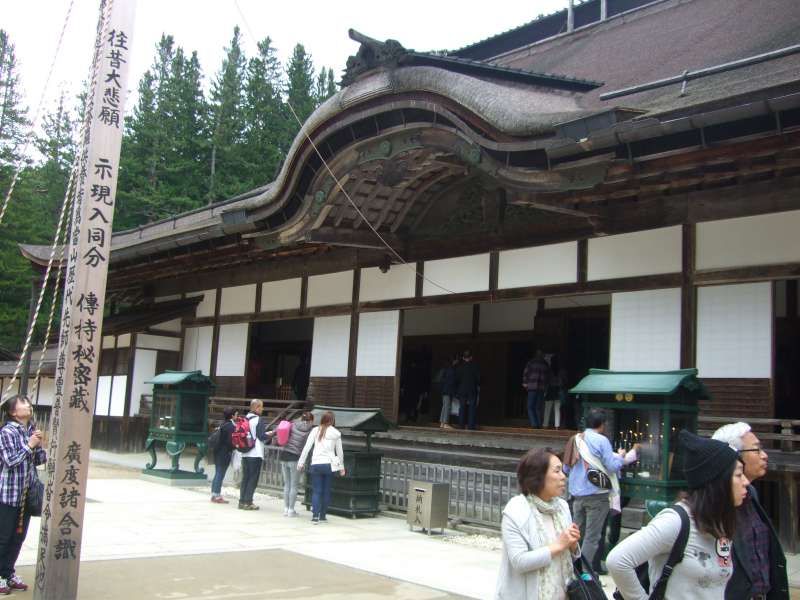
[613,504,690,600]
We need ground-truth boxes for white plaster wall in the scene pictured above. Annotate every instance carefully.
[188,290,216,318]
[697,210,800,270]
[102,336,115,350]
[34,378,55,407]
[499,242,578,289]
[360,266,416,302]
[109,375,128,417]
[479,300,538,333]
[261,278,301,312]
[610,288,682,371]
[131,349,157,417]
[545,294,611,310]
[136,334,181,352]
[423,254,490,296]
[182,326,213,375]
[153,318,182,333]
[216,323,249,377]
[220,284,256,315]
[697,282,772,378]
[588,226,682,281]
[404,305,473,336]
[117,334,131,348]
[356,311,400,376]
[95,376,112,415]
[308,271,354,307]
[310,315,351,377]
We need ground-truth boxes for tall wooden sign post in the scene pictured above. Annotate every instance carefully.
[33,1,135,598]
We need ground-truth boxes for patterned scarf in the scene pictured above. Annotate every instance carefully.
[527,494,575,600]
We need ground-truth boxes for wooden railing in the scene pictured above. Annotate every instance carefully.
[697,415,800,451]
[207,396,307,431]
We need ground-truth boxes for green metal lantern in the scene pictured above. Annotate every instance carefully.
[142,370,215,483]
[570,369,707,502]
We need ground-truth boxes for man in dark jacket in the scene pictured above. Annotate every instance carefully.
[455,350,480,430]
[713,422,789,600]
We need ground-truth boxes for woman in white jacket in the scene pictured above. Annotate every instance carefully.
[496,448,581,600]
[298,411,345,523]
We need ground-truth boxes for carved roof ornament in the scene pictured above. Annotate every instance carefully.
[342,29,410,86]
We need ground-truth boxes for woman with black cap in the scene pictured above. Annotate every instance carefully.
[607,430,750,599]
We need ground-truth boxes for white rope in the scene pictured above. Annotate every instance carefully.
[0,0,77,226]
[0,155,77,404]
[1,0,113,405]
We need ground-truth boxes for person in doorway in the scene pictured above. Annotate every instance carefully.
[0,395,45,593]
[291,355,310,401]
[456,350,480,430]
[268,411,314,517]
[495,447,581,600]
[522,350,551,429]
[210,407,237,503]
[439,354,459,430]
[713,422,789,600]
[298,411,345,523]
[239,399,268,510]
[565,409,634,574]
[543,366,567,429]
[608,431,748,600]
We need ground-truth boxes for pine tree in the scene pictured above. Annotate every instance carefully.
[242,37,285,187]
[326,68,337,99]
[207,26,247,202]
[284,44,316,134]
[0,30,30,170]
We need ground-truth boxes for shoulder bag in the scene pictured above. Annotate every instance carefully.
[566,555,607,600]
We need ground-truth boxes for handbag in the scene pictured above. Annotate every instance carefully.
[26,474,44,517]
[585,466,612,490]
[566,555,607,600]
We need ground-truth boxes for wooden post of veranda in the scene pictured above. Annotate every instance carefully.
[33,1,135,598]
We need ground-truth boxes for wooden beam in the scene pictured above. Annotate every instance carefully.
[414,261,424,298]
[346,269,361,406]
[352,184,384,229]
[577,239,588,284]
[300,276,308,314]
[489,251,500,293]
[333,178,367,227]
[695,263,800,286]
[306,227,401,250]
[392,169,456,233]
[680,224,696,368]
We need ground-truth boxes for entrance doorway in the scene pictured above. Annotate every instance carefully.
[247,318,313,400]
[398,296,610,428]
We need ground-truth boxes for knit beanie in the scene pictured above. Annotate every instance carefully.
[679,430,738,489]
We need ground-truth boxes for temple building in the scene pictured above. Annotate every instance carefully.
[19,0,800,433]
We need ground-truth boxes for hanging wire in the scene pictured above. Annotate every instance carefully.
[0,0,78,226]
[233,0,457,295]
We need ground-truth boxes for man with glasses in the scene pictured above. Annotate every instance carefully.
[713,422,789,600]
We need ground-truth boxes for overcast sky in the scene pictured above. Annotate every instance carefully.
[4,0,568,126]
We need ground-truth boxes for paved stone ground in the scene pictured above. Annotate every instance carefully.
[13,454,800,599]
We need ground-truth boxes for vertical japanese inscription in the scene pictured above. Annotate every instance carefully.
[34,2,136,599]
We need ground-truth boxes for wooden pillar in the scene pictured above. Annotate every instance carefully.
[414,261,424,298]
[392,310,404,422]
[489,251,499,295]
[300,275,309,314]
[577,239,588,284]
[209,287,222,377]
[34,2,136,597]
[346,269,361,406]
[680,224,696,368]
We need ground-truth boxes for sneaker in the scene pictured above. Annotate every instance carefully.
[287,509,298,518]
[283,508,289,516]
[244,504,260,511]
[237,502,246,509]
[319,517,328,523]
[8,575,27,591]
[311,517,320,524]
[0,578,10,595]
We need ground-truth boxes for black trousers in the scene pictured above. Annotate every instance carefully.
[0,502,30,579]
[239,457,262,504]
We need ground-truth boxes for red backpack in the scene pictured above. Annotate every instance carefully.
[231,416,256,452]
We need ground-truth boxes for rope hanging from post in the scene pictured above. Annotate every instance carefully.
[0,158,78,404]
[0,0,78,226]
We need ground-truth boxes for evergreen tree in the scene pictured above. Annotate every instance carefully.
[207,26,247,202]
[326,67,337,99]
[0,30,30,170]
[242,37,285,187]
[284,44,316,134]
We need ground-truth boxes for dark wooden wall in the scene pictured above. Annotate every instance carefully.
[214,376,246,398]
[699,378,773,419]
[353,376,396,418]
[307,377,348,407]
